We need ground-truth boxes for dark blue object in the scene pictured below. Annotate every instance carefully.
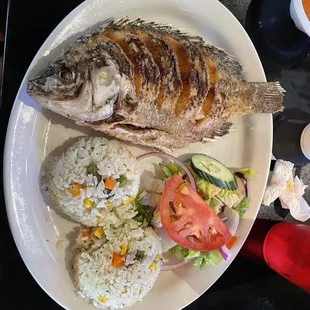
[273,108,310,165]
[246,0,310,66]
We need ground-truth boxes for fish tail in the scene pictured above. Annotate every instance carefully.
[249,81,285,113]
[224,81,285,116]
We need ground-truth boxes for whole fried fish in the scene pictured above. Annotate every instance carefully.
[27,18,284,151]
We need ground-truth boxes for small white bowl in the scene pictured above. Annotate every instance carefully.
[301,124,310,160]
[290,0,310,37]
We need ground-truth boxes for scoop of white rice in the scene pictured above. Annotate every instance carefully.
[73,218,162,309]
[43,137,140,226]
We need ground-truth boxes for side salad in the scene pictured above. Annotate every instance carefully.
[135,152,255,270]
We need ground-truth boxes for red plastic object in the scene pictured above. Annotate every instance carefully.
[239,219,278,264]
[263,222,310,293]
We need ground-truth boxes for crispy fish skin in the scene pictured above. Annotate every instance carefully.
[27,18,284,151]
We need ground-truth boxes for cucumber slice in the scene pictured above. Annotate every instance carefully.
[191,154,237,190]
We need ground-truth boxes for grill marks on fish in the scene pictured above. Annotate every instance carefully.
[97,37,133,78]
[126,35,160,100]
[162,36,191,116]
[129,29,181,111]
[151,32,207,118]
[104,24,183,114]
[105,19,209,119]
[104,30,143,96]
[186,46,208,120]
[104,29,160,102]
[196,57,217,126]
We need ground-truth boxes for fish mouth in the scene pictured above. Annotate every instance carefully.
[27,79,85,101]
[27,80,46,96]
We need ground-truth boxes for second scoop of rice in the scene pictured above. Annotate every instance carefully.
[73,214,162,309]
[43,137,140,226]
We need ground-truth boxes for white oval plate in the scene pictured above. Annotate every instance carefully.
[4,0,271,309]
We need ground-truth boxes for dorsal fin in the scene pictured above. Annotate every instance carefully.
[109,17,243,76]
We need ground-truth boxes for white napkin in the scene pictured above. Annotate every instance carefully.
[263,160,310,221]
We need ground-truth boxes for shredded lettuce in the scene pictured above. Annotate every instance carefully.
[205,197,222,214]
[233,196,250,217]
[171,245,200,261]
[197,178,243,208]
[159,164,173,178]
[159,162,183,178]
[183,250,201,260]
[171,245,222,269]
[217,190,244,208]
[196,178,221,197]
[235,168,257,178]
[171,245,189,260]
[193,250,222,269]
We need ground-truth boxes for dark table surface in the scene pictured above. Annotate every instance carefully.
[1,0,310,309]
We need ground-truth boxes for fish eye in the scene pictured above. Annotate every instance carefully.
[59,70,75,81]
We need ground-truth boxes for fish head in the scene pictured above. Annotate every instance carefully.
[27,60,84,100]
[27,51,124,122]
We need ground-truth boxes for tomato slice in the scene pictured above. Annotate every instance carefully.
[160,174,232,251]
